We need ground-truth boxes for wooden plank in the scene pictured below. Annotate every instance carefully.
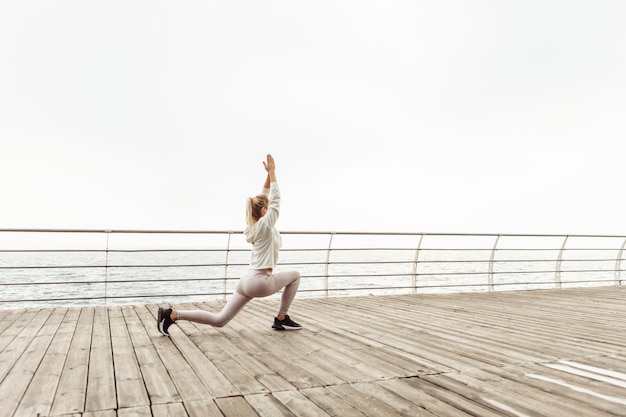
[163,305,244,397]
[324,383,408,417]
[199,331,293,392]
[301,290,624,375]
[271,390,332,417]
[215,396,260,417]
[444,365,614,417]
[109,306,150,409]
[134,304,213,403]
[84,410,116,417]
[0,309,29,338]
[350,381,439,417]
[353,296,558,365]
[152,402,189,417]
[288,308,451,376]
[184,399,225,417]
[224,304,346,388]
[290,299,483,374]
[401,377,509,417]
[178,302,295,394]
[0,309,50,383]
[244,300,426,382]
[425,296,623,354]
[13,308,79,416]
[133,345,183,405]
[85,306,117,413]
[123,305,154,348]
[192,340,265,396]
[123,306,182,405]
[238,302,385,384]
[0,308,64,417]
[483,361,626,416]
[303,332,422,380]
[2,287,626,417]
[245,393,297,417]
[50,307,95,416]
[408,290,626,349]
[118,406,152,417]
[181,303,334,393]
[572,353,626,376]
[378,378,477,417]
[235,333,344,389]
[299,387,369,417]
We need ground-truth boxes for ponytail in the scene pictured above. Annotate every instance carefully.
[246,194,269,226]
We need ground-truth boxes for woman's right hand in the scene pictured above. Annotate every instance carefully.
[263,154,276,173]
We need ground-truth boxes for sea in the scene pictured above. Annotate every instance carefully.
[1,244,622,310]
[0,232,626,309]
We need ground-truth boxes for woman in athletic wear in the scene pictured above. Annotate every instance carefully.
[158,154,301,336]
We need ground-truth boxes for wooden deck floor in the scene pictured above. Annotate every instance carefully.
[1,286,626,417]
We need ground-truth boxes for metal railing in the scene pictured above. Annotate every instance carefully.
[0,229,624,308]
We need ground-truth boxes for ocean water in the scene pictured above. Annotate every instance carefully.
[1,246,622,309]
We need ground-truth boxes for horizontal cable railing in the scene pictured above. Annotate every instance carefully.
[0,229,624,308]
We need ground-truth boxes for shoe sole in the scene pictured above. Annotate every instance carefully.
[273,325,302,331]
[157,308,170,336]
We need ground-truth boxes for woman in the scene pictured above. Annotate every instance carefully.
[157,154,301,336]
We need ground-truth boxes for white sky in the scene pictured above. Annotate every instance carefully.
[1,1,625,235]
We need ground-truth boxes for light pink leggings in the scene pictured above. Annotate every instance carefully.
[177,269,300,327]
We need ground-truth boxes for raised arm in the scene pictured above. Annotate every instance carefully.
[263,154,277,184]
[260,154,280,226]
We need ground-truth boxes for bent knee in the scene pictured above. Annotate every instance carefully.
[213,317,232,327]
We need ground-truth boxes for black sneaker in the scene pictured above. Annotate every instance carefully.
[158,307,174,336]
[272,315,302,331]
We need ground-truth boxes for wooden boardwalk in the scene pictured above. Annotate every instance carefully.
[1,286,626,417]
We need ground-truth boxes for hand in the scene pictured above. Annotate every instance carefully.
[263,154,276,173]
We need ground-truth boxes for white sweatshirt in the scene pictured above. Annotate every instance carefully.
[244,182,282,269]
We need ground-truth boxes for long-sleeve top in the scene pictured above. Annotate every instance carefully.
[244,182,282,269]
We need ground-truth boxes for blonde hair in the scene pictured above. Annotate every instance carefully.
[246,194,269,227]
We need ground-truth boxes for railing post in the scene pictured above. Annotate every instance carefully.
[104,230,111,306]
[412,234,424,294]
[488,235,500,292]
[324,232,335,298]
[616,238,625,286]
[556,235,569,289]
[224,231,233,301]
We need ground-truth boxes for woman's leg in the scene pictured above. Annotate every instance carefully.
[176,291,252,327]
[175,269,300,329]
[271,270,301,316]
[238,269,301,314]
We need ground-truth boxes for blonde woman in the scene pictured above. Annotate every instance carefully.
[158,154,301,336]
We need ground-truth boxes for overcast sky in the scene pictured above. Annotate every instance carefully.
[1,1,625,236]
